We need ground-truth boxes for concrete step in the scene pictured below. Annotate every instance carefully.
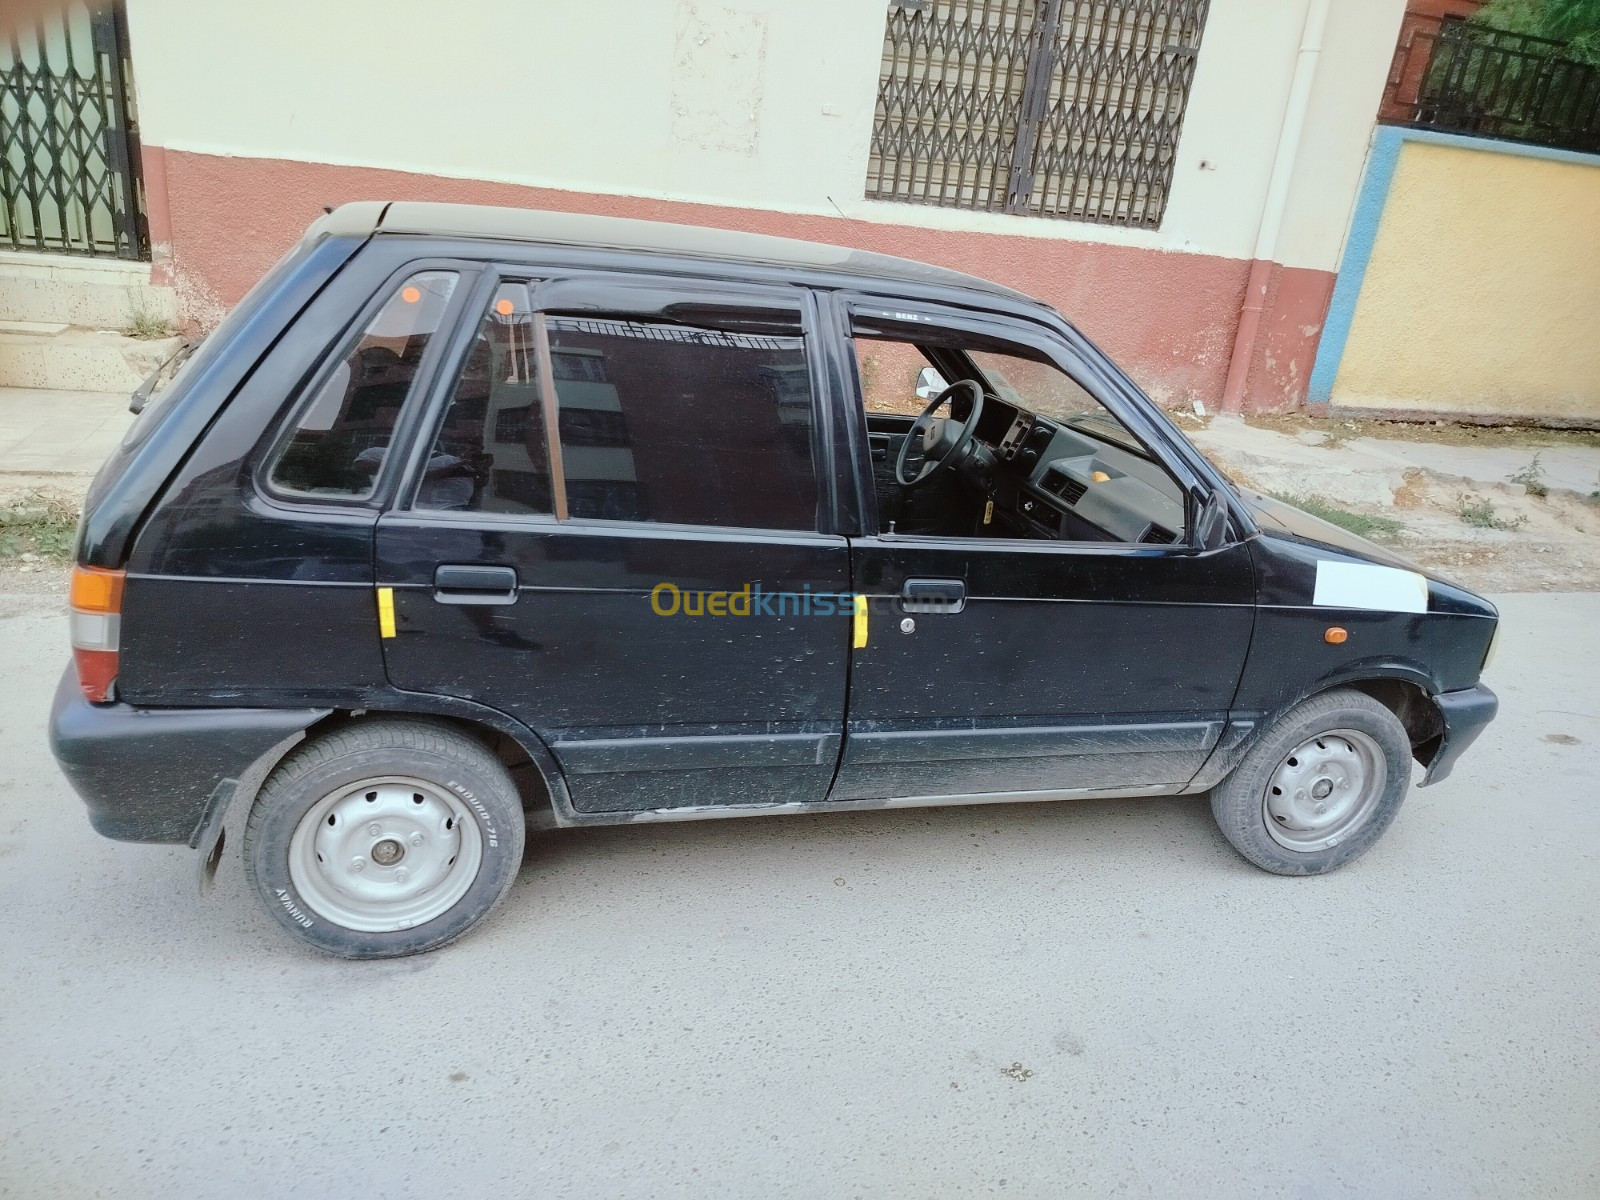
[0,327,182,392]
[0,250,177,332]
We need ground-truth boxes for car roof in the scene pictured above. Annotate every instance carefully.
[316,201,1040,308]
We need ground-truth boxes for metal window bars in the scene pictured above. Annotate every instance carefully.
[866,0,1209,228]
[0,1,147,258]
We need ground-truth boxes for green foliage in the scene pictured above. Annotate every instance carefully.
[1507,453,1549,497]
[0,492,80,562]
[1269,493,1404,541]
[1457,493,1527,530]
[1475,0,1600,62]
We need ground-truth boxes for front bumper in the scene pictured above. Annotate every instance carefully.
[1420,683,1499,786]
[49,665,329,844]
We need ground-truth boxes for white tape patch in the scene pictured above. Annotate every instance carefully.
[1313,560,1428,614]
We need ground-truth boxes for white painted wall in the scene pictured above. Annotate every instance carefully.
[124,0,1403,271]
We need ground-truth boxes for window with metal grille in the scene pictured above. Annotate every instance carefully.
[1,1,146,258]
[866,0,1209,228]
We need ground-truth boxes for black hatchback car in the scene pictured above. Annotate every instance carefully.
[51,202,1498,958]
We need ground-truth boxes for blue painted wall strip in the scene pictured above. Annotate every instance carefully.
[1308,126,1404,404]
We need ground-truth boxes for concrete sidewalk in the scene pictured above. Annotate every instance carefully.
[0,387,132,477]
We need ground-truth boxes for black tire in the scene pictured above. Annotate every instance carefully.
[242,718,525,958]
[1210,688,1413,876]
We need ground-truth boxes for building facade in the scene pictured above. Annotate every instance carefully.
[99,0,1402,413]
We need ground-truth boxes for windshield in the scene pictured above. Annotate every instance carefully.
[967,348,1101,422]
[966,347,1149,456]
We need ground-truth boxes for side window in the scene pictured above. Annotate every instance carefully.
[853,337,943,416]
[269,270,459,499]
[416,282,552,514]
[546,314,818,530]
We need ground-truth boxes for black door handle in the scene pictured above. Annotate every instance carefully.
[433,564,518,605]
[900,578,965,614]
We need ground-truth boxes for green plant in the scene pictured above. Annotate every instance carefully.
[1507,452,1549,497]
[0,492,80,561]
[128,307,172,340]
[1457,493,1527,530]
[1269,493,1403,540]
[1476,0,1600,63]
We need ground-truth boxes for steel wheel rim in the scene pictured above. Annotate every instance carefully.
[1262,728,1386,853]
[287,775,483,933]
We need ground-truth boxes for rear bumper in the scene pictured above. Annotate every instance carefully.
[49,665,329,843]
[1420,683,1499,786]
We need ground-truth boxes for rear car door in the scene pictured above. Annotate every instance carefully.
[375,271,852,815]
[831,297,1258,802]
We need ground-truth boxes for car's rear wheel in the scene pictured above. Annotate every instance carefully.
[1210,688,1413,875]
[242,719,524,958]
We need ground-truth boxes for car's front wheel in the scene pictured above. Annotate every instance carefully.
[1210,688,1413,875]
[242,718,525,958]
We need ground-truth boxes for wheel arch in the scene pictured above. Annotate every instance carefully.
[1190,669,1448,794]
[205,696,568,888]
[293,698,567,824]
[1344,677,1444,768]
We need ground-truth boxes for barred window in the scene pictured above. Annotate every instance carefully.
[865,0,1209,228]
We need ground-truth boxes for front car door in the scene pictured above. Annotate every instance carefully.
[828,296,1257,802]
[375,270,852,816]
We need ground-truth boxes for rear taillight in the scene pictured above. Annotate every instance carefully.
[69,566,125,703]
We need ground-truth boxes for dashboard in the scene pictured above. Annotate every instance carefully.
[952,393,1186,545]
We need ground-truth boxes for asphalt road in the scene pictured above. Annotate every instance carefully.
[1,588,1596,1199]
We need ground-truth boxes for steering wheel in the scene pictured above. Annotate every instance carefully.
[895,380,985,488]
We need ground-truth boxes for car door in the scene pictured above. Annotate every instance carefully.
[375,270,852,815]
[829,296,1257,802]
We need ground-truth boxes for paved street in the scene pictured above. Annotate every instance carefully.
[1,589,1597,1199]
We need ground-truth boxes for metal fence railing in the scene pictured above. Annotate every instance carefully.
[1382,14,1600,155]
[0,2,146,259]
[865,0,1210,228]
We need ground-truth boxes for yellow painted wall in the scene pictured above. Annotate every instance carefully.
[1333,140,1600,420]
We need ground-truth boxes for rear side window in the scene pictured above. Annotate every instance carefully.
[415,282,552,515]
[546,315,817,529]
[269,271,459,499]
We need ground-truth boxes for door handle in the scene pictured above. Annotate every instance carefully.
[900,578,965,614]
[433,564,518,605]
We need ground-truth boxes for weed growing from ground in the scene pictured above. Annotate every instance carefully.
[1507,453,1548,498]
[1457,494,1526,531]
[1269,493,1403,540]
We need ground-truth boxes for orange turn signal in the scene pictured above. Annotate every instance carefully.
[1324,626,1349,645]
[69,566,125,613]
